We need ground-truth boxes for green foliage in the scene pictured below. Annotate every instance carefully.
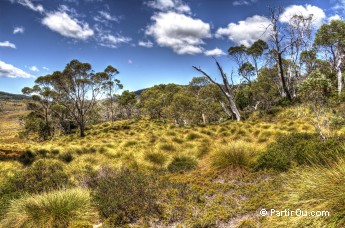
[212,141,257,169]
[255,133,344,171]
[299,70,333,104]
[168,156,198,172]
[9,159,71,193]
[90,167,162,225]
[1,188,94,228]
[0,159,71,217]
[59,151,74,163]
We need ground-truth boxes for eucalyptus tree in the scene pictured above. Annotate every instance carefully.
[266,8,315,100]
[22,76,56,140]
[118,90,136,119]
[103,65,123,127]
[314,20,345,95]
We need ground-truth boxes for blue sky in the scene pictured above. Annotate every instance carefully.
[0,0,343,94]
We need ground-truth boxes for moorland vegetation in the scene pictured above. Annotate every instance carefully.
[0,12,344,227]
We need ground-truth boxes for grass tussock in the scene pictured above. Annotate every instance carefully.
[1,188,95,228]
[211,141,259,169]
[266,159,345,227]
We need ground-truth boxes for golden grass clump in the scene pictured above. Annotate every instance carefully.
[211,140,259,169]
[265,158,345,227]
[1,188,96,228]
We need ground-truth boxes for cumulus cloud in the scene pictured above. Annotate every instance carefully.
[0,41,16,49]
[99,34,131,48]
[279,5,326,27]
[42,66,49,71]
[204,48,226,56]
[42,11,94,40]
[18,0,44,13]
[146,11,211,55]
[146,0,190,13]
[13,26,24,34]
[0,60,33,78]
[216,15,270,47]
[233,0,257,6]
[29,66,39,72]
[138,40,154,48]
[328,14,342,22]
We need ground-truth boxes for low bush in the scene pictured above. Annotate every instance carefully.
[255,133,344,171]
[18,150,36,166]
[1,188,95,228]
[167,155,197,172]
[211,141,257,169]
[89,167,162,226]
[0,159,71,216]
[59,151,74,163]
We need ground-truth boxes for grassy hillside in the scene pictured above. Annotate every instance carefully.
[0,106,344,227]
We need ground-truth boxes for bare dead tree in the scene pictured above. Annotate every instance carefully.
[193,59,241,121]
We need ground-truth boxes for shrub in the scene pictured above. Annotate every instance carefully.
[255,133,344,171]
[168,156,197,172]
[0,159,71,216]
[8,159,71,194]
[90,167,162,225]
[59,151,74,163]
[211,141,257,169]
[1,188,95,228]
[18,150,36,166]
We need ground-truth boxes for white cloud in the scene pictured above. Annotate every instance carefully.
[0,60,33,78]
[128,59,133,64]
[279,5,326,27]
[42,66,49,71]
[146,11,211,55]
[328,14,342,22]
[29,66,39,72]
[204,48,226,56]
[94,11,119,24]
[216,15,270,47]
[99,34,131,48]
[233,0,257,6]
[42,11,94,40]
[138,40,154,48]
[332,0,345,14]
[146,0,190,13]
[0,41,16,49]
[18,0,44,13]
[13,26,24,34]
[99,11,118,21]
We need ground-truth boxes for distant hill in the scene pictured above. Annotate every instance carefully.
[0,91,30,101]
[134,89,146,96]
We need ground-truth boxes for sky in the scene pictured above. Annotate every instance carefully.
[0,0,344,94]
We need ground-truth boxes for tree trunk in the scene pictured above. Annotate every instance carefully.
[202,113,206,124]
[277,52,292,101]
[336,53,343,96]
[80,124,85,137]
[193,59,241,121]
